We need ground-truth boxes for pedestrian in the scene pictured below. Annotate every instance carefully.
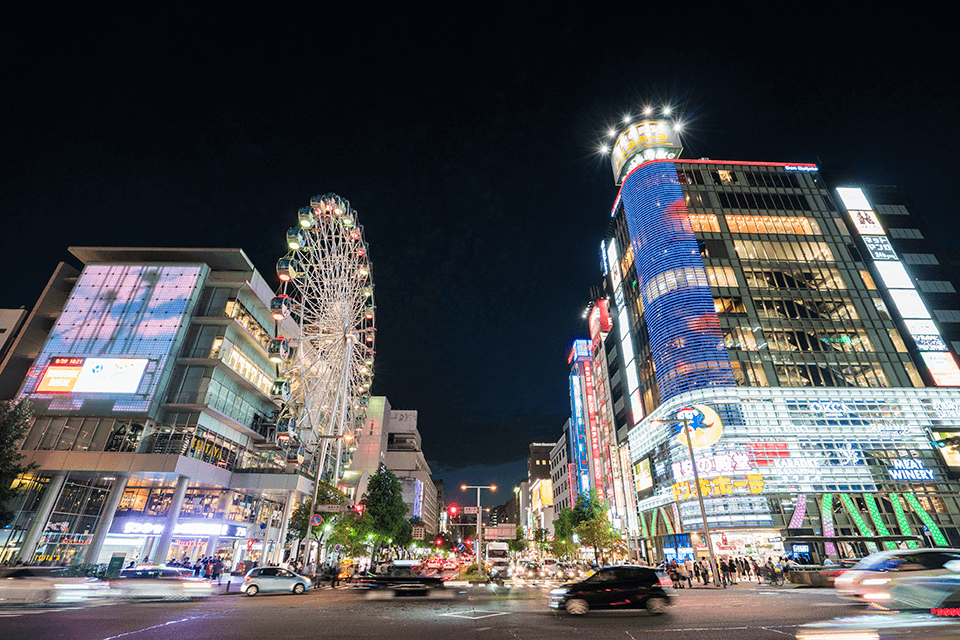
[693,561,702,585]
[331,561,341,588]
[213,557,223,585]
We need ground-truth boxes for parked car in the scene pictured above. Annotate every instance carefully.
[549,566,673,615]
[110,566,214,599]
[834,549,960,603]
[242,567,311,596]
[0,566,110,605]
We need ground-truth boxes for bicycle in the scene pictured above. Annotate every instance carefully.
[759,567,784,586]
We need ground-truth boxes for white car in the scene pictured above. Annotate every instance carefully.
[834,549,960,603]
[110,567,215,599]
[0,566,110,605]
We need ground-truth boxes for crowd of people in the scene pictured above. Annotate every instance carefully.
[664,555,795,587]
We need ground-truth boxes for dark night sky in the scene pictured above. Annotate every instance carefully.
[2,5,958,505]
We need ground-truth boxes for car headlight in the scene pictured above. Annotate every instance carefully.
[550,588,568,596]
[861,578,889,586]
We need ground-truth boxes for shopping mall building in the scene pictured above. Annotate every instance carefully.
[591,119,960,563]
[0,248,312,568]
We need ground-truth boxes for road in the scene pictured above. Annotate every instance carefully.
[0,580,863,640]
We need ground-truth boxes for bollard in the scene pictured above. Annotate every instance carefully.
[225,579,231,594]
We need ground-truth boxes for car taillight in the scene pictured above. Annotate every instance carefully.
[658,575,674,587]
[244,576,251,582]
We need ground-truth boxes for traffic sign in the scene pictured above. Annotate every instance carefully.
[310,514,323,526]
[463,506,479,514]
[315,504,352,512]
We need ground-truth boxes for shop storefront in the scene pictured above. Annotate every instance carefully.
[632,387,960,561]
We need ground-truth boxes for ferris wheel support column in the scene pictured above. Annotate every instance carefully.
[299,335,354,565]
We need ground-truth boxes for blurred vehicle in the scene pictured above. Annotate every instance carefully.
[548,566,673,616]
[517,561,542,579]
[110,566,214,599]
[0,566,110,605]
[242,567,310,596]
[799,573,960,639]
[540,558,559,577]
[425,558,443,571]
[348,565,445,595]
[442,558,458,571]
[834,549,960,603]
[489,559,511,581]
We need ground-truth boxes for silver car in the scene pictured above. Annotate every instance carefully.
[0,566,110,605]
[834,549,960,603]
[242,567,311,596]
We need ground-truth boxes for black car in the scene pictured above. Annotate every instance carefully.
[549,566,673,615]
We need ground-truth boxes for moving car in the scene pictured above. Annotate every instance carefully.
[348,564,445,595]
[799,573,960,639]
[0,566,110,605]
[834,549,960,603]
[110,566,214,599]
[442,558,458,571]
[549,565,673,615]
[242,567,311,596]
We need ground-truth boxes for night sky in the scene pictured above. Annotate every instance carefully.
[3,6,958,507]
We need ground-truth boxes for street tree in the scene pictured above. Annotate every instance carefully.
[0,400,36,527]
[574,518,624,565]
[287,481,347,543]
[508,526,528,555]
[360,467,409,559]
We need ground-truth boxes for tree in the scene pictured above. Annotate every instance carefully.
[0,400,36,527]
[549,535,575,559]
[508,526,528,555]
[532,527,549,557]
[360,467,409,559]
[287,481,347,542]
[574,518,625,565]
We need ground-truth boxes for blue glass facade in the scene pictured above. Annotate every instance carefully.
[620,161,736,401]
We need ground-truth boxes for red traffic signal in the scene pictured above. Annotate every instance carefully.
[448,504,459,517]
[353,504,366,516]
[435,538,442,546]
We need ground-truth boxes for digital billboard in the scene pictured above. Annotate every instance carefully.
[20,264,206,416]
[611,120,682,183]
[634,457,653,494]
[849,210,884,235]
[888,289,932,320]
[921,352,960,387]
[874,261,914,290]
[37,358,148,393]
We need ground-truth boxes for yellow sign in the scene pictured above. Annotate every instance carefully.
[676,404,723,449]
[672,475,765,502]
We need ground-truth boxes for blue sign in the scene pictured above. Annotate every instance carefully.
[310,514,323,527]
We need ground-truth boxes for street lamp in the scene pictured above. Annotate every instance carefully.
[655,409,724,589]
[462,484,496,581]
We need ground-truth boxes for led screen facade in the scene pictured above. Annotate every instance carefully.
[20,264,207,416]
[619,161,737,402]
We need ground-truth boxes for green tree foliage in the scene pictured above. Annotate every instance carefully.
[0,400,36,526]
[287,481,347,542]
[360,467,409,559]
[325,512,368,557]
[549,535,576,559]
[508,525,528,554]
[574,518,625,565]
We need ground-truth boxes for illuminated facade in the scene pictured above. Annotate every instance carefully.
[600,128,960,562]
[0,248,313,567]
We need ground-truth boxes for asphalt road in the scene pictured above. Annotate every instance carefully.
[0,581,863,640]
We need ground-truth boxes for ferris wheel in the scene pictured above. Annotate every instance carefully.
[268,193,375,484]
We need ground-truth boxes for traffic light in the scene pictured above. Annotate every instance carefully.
[353,503,366,516]
[448,504,459,518]
[435,538,442,546]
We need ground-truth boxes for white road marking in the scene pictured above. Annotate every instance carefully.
[440,611,511,620]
